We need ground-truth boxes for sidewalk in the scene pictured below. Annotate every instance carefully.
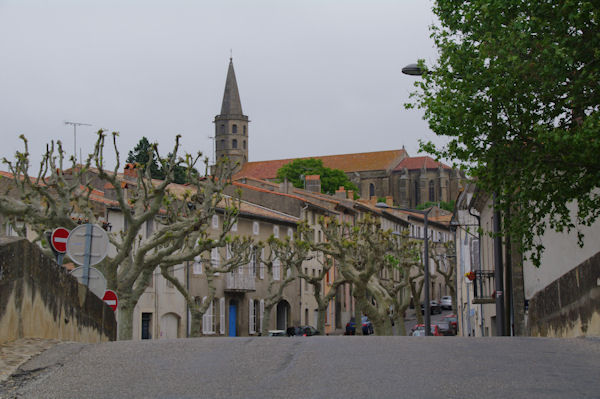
[0,338,60,383]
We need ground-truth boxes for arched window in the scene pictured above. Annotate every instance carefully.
[369,183,375,198]
[220,139,225,149]
[232,139,238,149]
[232,124,237,134]
[429,180,435,202]
[243,126,247,135]
[243,140,246,149]
[220,124,225,134]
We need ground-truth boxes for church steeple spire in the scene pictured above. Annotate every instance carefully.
[214,58,249,171]
[220,58,244,116]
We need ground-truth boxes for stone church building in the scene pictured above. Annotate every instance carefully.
[214,58,464,208]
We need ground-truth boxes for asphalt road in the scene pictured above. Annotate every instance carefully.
[2,336,599,399]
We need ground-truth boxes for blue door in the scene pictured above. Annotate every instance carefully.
[228,300,237,337]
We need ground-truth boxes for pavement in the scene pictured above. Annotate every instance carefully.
[0,338,61,384]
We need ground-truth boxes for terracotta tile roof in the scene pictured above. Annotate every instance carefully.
[234,149,408,180]
[305,175,320,181]
[233,181,332,214]
[235,200,299,224]
[393,156,452,171]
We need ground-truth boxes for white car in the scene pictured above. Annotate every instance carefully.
[440,296,452,310]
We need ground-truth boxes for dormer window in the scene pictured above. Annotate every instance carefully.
[232,124,238,134]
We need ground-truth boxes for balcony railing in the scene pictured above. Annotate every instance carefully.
[472,270,495,304]
[225,269,256,292]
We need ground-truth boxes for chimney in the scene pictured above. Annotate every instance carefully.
[385,196,393,207]
[304,175,321,193]
[347,190,354,200]
[124,163,139,180]
[335,186,346,199]
[279,177,293,194]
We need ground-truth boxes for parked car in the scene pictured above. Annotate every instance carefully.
[345,316,374,335]
[411,324,442,336]
[267,330,287,336]
[436,321,454,336]
[420,300,442,315]
[443,314,458,335]
[287,326,320,337]
[440,296,453,310]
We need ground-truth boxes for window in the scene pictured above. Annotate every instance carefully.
[166,266,175,288]
[232,139,238,149]
[220,139,225,149]
[231,221,238,232]
[253,221,259,235]
[193,256,203,274]
[369,183,375,198]
[232,124,237,134]
[414,180,420,205]
[287,228,293,238]
[429,180,435,202]
[220,124,225,133]
[212,215,219,228]
[243,125,247,135]
[259,248,265,279]
[249,299,256,334]
[211,247,220,267]
[146,219,154,238]
[202,297,215,334]
[273,225,279,238]
[273,257,280,280]
[250,248,258,276]
[226,244,232,260]
[219,298,225,334]
[243,140,246,149]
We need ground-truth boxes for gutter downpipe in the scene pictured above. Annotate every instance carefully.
[468,205,484,337]
[493,193,506,336]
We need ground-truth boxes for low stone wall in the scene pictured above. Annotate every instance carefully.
[0,237,116,344]
[528,251,600,337]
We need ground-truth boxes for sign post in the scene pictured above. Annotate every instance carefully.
[102,290,118,311]
[66,224,109,297]
[50,227,70,266]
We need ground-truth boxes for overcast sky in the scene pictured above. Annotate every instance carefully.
[0,0,440,172]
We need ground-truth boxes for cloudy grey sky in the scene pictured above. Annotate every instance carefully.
[0,0,440,171]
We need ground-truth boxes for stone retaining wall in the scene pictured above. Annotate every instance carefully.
[0,237,116,344]
[528,251,600,337]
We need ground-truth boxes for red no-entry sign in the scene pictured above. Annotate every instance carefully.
[102,290,118,312]
[51,227,70,253]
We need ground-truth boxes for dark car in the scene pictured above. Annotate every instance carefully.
[287,326,320,337]
[443,314,458,335]
[421,300,442,315]
[436,321,454,336]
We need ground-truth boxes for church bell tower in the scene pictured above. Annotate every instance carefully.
[214,58,249,171]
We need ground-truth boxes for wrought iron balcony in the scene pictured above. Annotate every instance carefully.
[472,270,495,304]
[225,268,256,292]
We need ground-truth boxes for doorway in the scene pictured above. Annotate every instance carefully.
[229,300,238,337]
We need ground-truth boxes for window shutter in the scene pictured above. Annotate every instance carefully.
[212,215,219,228]
[259,299,264,333]
[220,298,225,334]
[202,296,207,334]
[287,228,293,238]
[249,299,255,334]
[273,225,279,238]
[211,248,220,267]
[260,248,265,279]
[193,256,203,274]
[273,258,280,281]
[231,221,238,232]
[226,244,232,260]
[253,221,259,235]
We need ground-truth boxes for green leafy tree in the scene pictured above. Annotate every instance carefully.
[276,158,358,196]
[126,137,165,180]
[407,0,600,266]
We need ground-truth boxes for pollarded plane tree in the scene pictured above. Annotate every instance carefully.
[318,215,402,336]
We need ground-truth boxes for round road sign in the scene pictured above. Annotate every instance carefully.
[66,224,109,266]
[70,266,107,299]
[102,289,118,311]
[51,227,70,253]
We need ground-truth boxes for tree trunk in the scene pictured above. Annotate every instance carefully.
[189,310,202,337]
[316,303,327,333]
[118,301,135,340]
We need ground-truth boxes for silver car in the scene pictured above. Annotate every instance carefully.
[440,296,452,310]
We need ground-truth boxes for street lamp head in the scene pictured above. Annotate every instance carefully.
[402,63,425,76]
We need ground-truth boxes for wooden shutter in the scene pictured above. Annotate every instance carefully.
[219,298,225,334]
[249,299,255,334]
[260,248,265,279]
[259,299,264,333]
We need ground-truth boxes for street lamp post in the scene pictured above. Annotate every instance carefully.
[422,208,432,336]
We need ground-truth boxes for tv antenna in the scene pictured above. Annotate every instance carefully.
[64,121,92,164]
